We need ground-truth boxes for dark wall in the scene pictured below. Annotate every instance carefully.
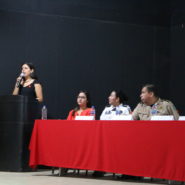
[0,0,174,118]
[170,0,185,114]
[0,0,170,26]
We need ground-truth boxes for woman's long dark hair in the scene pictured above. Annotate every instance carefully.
[22,62,38,80]
[72,90,92,116]
[112,90,128,104]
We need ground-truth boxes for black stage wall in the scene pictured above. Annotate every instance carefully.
[170,0,185,115]
[0,0,182,118]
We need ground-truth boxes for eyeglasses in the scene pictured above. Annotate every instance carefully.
[77,96,86,99]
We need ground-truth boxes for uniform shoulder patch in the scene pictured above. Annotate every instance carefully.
[161,99,173,104]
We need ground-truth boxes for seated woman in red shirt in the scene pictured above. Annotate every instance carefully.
[67,90,93,120]
[60,91,93,175]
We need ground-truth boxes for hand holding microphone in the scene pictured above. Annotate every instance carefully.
[16,72,25,88]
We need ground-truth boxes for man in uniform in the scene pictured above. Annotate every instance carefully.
[132,84,179,120]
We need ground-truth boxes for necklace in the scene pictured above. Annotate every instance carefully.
[25,79,32,83]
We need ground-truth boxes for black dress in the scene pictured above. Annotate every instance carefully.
[19,80,39,100]
[19,80,42,119]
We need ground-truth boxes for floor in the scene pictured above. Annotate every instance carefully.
[0,169,183,185]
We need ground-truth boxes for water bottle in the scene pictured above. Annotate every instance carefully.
[41,105,47,120]
[90,106,96,120]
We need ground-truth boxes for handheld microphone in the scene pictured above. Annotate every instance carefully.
[16,72,25,88]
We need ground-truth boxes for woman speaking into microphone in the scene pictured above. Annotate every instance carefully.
[13,63,43,102]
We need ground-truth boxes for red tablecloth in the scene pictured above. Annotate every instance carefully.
[29,120,185,181]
